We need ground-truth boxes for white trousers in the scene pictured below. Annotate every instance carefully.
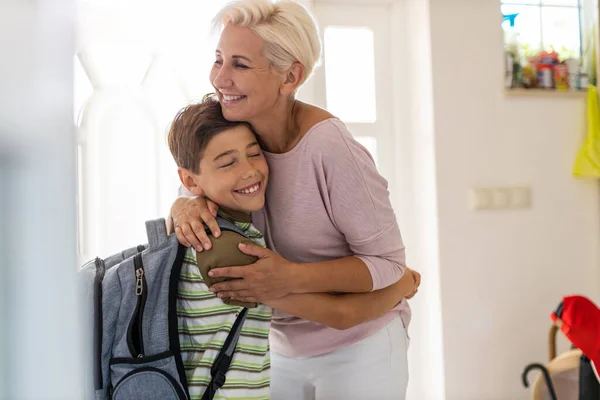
[270,317,409,400]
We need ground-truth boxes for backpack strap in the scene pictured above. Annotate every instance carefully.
[200,216,249,400]
[210,216,246,238]
[145,218,169,249]
[201,308,249,400]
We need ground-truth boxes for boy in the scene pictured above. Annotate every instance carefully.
[167,94,418,400]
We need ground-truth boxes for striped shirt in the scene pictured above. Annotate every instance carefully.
[178,211,272,400]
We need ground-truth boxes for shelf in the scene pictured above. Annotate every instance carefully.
[504,88,588,98]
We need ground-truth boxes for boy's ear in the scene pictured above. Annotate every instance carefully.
[178,168,204,197]
[280,62,304,96]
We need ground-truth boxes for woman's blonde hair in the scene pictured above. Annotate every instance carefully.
[212,0,322,88]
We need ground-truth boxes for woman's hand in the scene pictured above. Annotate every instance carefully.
[403,267,421,299]
[208,243,296,303]
[170,196,219,252]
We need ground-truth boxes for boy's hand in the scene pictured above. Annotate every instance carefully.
[171,196,219,252]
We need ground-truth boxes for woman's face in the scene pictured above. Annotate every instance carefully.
[210,24,285,123]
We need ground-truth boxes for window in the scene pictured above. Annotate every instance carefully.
[74,0,228,262]
[501,0,583,60]
[323,26,377,123]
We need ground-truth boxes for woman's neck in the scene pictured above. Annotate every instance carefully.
[249,98,303,154]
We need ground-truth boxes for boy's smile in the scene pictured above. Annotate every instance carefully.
[233,181,262,195]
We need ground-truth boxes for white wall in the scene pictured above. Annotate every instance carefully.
[423,0,600,398]
[0,1,83,399]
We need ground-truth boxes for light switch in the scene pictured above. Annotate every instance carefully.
[511,186,532,208]
[469,188,492,210]
[469,185,532,211]
[492,188,511,209]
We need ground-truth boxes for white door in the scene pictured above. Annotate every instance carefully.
[312,3,395,195]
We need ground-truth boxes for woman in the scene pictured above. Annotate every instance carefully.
[171,1,415,398]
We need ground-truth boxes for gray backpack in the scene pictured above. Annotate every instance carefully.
[80,217,249,400]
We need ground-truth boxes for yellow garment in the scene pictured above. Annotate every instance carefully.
[573,85,600,177]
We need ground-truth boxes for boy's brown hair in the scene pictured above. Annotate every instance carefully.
[167,94,251,173]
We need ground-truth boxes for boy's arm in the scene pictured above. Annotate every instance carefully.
[263,269,419,330]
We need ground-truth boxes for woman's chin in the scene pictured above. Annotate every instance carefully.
[220,106,246,122]
[222,104,258,123]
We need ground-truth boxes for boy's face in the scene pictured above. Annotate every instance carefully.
[180,125,268,214]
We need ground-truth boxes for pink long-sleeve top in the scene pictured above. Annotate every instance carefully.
[252,118,411,357]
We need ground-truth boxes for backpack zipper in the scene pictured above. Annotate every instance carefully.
[127,253,147,358]
[93,258,106,390]
[135,268,144,296]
